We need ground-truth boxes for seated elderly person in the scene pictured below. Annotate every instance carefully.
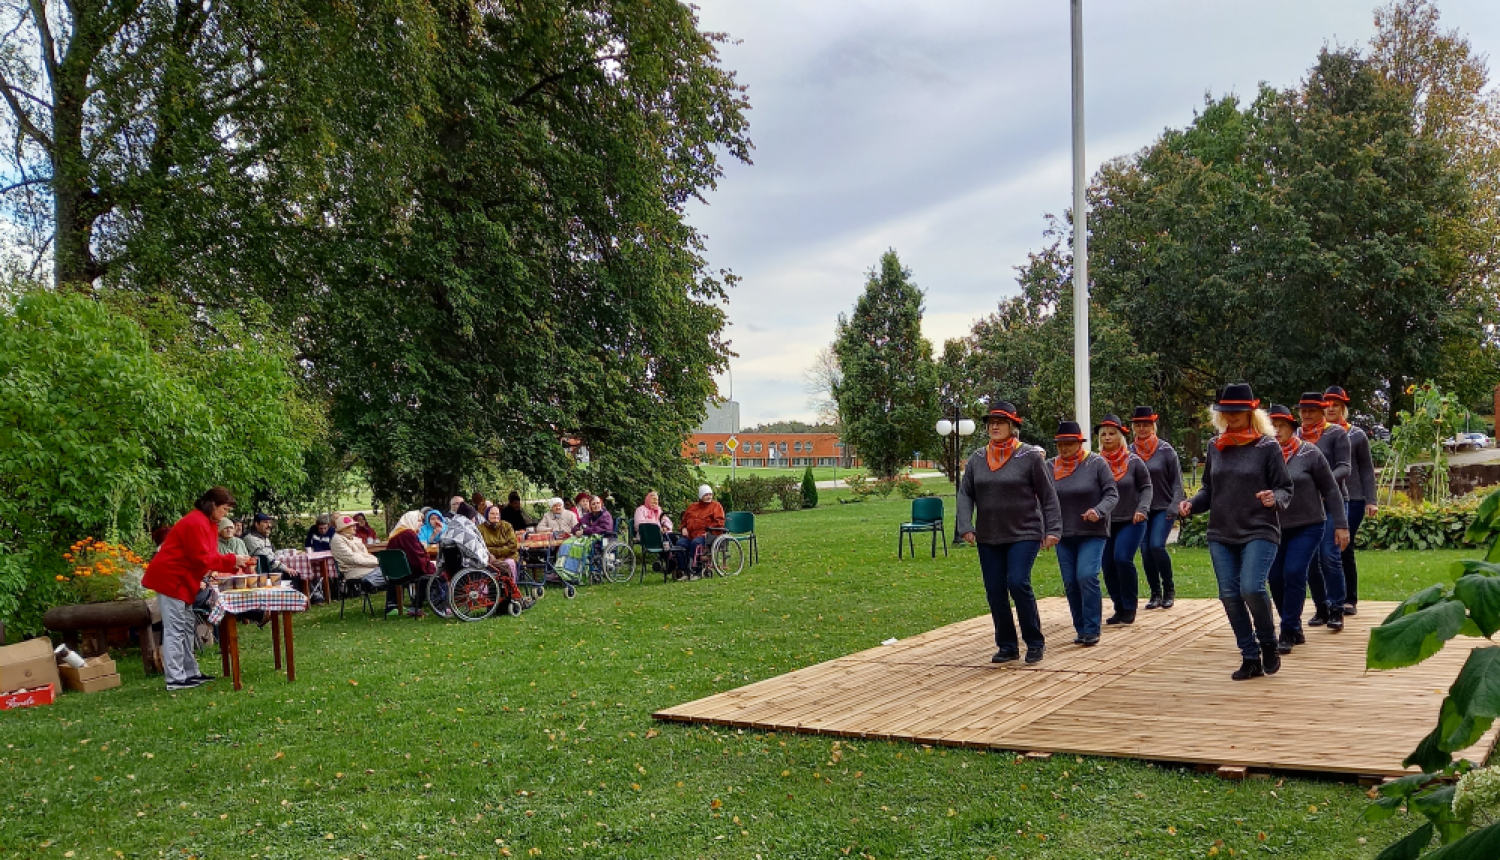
[673,485,725,579]
[568,491,592,523]
[330,514,389,608]
[385,510,436,617]
[218,517,249,558]
[448,495,466,517]
[418,509,447,546]
[478,505,531,610]
[351,513,379,542]
[578,496,615,539]
[634,491,674,542]
[500,491,531,532]
[536,497,580,536]
[242,513,290,576]
[304,513,335,552]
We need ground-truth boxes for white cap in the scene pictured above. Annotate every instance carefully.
[698,484,713,500]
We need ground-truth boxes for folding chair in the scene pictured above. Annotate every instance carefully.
[898,497,947,559]
[723,511,759,567]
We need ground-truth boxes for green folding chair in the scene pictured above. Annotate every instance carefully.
[898,497,947,559]
[375,549,422,618]
[635,522,673,583]
[723,511,759,567]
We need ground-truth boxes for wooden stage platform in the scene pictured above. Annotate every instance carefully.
[654,598,1497,777]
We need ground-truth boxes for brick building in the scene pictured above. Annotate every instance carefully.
[682,432,937,470]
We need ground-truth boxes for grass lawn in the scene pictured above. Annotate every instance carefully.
[1,481,1463,859]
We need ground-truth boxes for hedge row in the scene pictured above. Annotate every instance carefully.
[1176,493,1484,552]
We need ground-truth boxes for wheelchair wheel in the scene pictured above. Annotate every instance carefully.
[426,576,453,619]
[506,599,522,617]
[449,570,500,622]
[601,542,637,584]
[564,584,577,599]
[711,536,745,577]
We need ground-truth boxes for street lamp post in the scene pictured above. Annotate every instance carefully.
[935,407,977,544]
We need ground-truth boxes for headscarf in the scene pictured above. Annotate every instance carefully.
[419,510,447,544]
[985,436,1019,472]
[389,510,423,538]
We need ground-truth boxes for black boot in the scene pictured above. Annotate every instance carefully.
[1308,607,1328,627]
[1277,629,1296,655]
[1145,594,1163,610]
[1161,589,1175,609]
[991,649,1019,664]
[1261,646,1281,675]
[1343,603,1357,616]
[1231,658,1265,681]
[1327,607,1345,633]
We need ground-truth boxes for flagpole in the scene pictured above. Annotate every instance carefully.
[1070,0,1091,447]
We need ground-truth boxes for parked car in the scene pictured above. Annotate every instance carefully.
[1444,433,1492,452]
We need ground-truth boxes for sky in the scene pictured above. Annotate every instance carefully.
[685,0,1500,427]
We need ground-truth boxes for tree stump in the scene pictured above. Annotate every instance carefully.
[43,600,160,675]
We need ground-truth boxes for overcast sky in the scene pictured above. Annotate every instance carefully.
[685,0,1500,427]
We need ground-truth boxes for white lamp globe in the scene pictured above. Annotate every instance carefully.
[958,418,976,436]
[935,419,954,436]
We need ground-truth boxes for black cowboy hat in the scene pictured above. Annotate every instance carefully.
[1094,414,1128,434]
[985,400,1022,425]
[1323,386,1350,403]
[1267,404,1298,425]
[1212,383,1259,413]
[1054,420,1085,441]
[1130,406,1158,423]
[1297,392,1328,410]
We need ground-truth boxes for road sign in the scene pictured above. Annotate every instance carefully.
[726,436,739,452]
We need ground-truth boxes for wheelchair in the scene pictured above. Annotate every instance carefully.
[431,545,502,622]
[551,534,636,587]
[672,527,745,579]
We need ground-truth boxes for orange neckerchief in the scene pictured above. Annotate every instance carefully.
[1213,428,1262,451]
[985,436,1020,472]
[1331,418,1351,433]
[1299,421,1327,445]
[1053,450,1087,481]
[1279,436,1301,463]
[1133,432,1159,464]
[1100,444,1130,481]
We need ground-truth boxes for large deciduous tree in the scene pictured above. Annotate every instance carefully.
[832,250,938,479]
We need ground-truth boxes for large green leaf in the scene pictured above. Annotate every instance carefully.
[1423,819,1500,858]
[1365,794,1405,822]
[1369,600,1469,670]
[1454,577,1500,637]
[1379,770,1441,799]
[1405,726,1455,772]
[1374,823,1433,860]
[1463,488,1500,543]
[1411,785,1469,843]
[1437,696,1494,752]
[1451,560,1500,579]
[1384,584,1449,624]
[1445,647,1500,725]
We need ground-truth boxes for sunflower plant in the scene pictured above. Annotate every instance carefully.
[58,538,147,604]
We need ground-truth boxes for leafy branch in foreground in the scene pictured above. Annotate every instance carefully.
[1364,486,1500,857]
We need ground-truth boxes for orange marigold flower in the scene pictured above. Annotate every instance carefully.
[55,575,67,581]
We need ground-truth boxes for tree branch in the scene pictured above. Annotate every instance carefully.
[26,0,60,87]
[0,69,54,152]
[511,52,628,107]
[0,176,50,194]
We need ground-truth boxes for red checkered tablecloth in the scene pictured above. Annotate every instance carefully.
[275,550,331,580]
[208,586,310,626]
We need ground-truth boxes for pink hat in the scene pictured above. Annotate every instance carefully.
[336,514,357,531]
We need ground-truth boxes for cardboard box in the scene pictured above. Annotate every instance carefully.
[67,673,121,694]
[0,683,56,710]
[60,655,119,692]
[0,637,62,696]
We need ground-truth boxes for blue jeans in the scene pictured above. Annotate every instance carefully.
[1207,540,1279,660]
[1056,537,1106,638]
[673,536,708,573]
[976,541,1044,652]
[1141,510,1177,597]
[1102,520,1146,618]
[1306,518,1348,613]
[1341,502,1366,605]
[1267,522,1324,636]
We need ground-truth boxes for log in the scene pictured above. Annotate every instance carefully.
[43,600,153,630]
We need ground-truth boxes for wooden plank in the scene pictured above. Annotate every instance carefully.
[652,599,1500,777]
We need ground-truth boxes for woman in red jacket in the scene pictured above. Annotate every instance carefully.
[143,487,249,691]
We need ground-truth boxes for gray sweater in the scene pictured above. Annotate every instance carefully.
[1047,454,1119,539]
[1185,435,1294,546]
[1302,424,1351,499]
[1281,441,1349,531]
[1133,439,1185,514]
[1109,455,1154,524]
[957,445,1062,545]
[1347,427,1377,503]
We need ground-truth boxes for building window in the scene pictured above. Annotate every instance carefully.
[715,442,724,453]
[754,441,763,453]
[779,442,788,453]
[697,441,707,453]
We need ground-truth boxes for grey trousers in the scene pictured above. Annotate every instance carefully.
[159,594,202,686]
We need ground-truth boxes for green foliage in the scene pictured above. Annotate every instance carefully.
[715,476,802,515]
[1359,495,1483,551]
[800,466,819,510]
[0,291,309,637]
[1366,484,1500,855]
[832,251,940,479]
[1385,384,1465,505]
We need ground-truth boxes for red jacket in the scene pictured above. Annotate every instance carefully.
[681,501,725,539]
[387,529,436,577]
[142,509,240,604]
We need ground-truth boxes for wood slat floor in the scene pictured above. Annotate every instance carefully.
[653,598,1497,776]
